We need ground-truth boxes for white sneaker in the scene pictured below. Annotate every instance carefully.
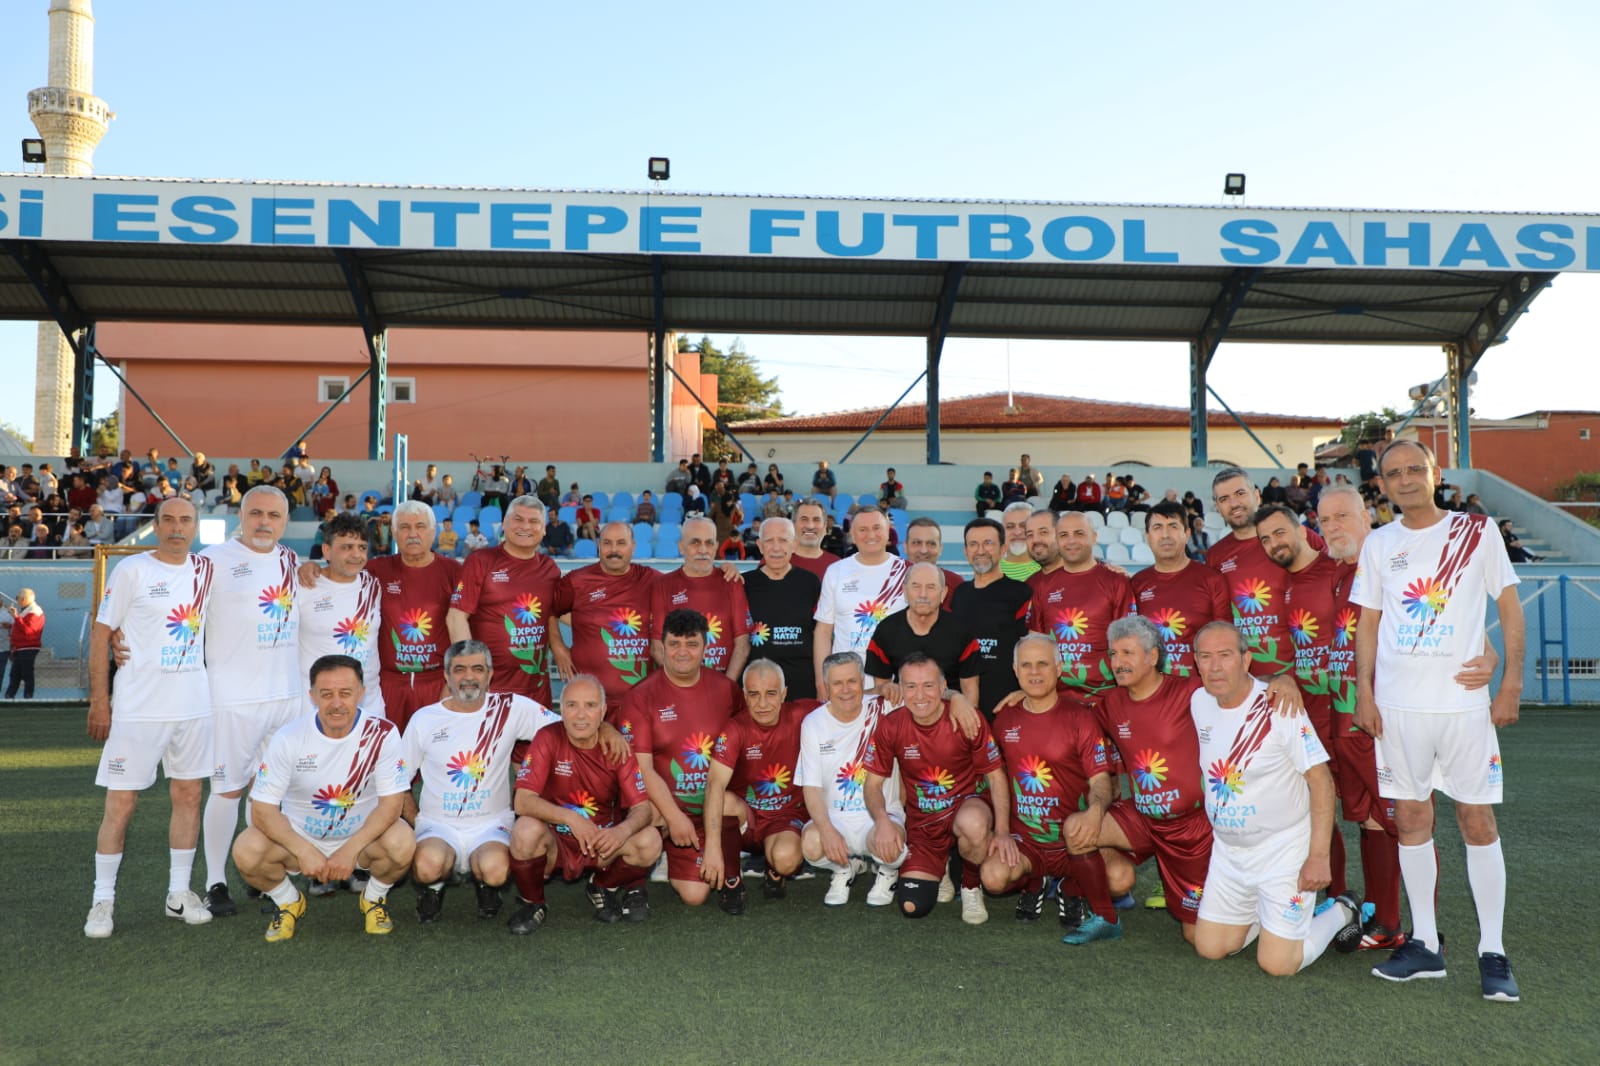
[165,889,214,925]
[823,868,853,906]
[84,900,115,938]
[937,873,957,903]
[649,853,669,884]
[866,866,898,907]
[960,886,988,925]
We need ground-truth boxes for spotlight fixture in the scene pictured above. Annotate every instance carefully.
[1223,172,1245,197]
[21,138,46,164]
[648,157,670,182]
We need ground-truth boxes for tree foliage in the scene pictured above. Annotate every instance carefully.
[1340,406,1403,449]
[691,336,783,459]
[90,412,119,456]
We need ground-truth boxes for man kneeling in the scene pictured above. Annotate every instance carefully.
[1189,623,1358,975]
[233,655,416,942]
[507,675,662,933]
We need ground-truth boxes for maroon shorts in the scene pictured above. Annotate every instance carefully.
[1334,732,1395,830]
[552,830,603,882]
[381,670,445,733]
[901,795,983,879]
[661,823,707,883]
[1107,801,1212,923]
[1013,835,1075,882]
[743,809,805,850]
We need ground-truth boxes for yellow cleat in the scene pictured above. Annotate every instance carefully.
[1144,888,1167,910]
[360,895,394,935]
[264,896,307,943]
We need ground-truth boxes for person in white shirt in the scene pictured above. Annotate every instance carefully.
[230,654,414,941]
[811,509,907,694]
[1351,439,1526,1002]
[83,498,216,938]
[297,514,384,721]
[1188,622,1357,975]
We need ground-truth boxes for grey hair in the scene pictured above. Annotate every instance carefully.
[506,494,547,519]
[741,658,787,688]
[1195,620,1249,655]
[1210,466,1251,492]
[821,651,863,681]
[240,484,289,511]
[392,498,436,528]
[759,516,795,539]
[560,673,607,708]
[1002,501,1034,519]
[444,639,493,673]
[1012,631,1061,666]
[1316,484,1364,510]
[1107,615,1163,655]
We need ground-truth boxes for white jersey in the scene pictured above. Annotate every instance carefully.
[1192,679,1328,847]
[404,692,559,824]
[95,551,215,722]
[253,710,409,844]
[1349,511,1517,714]
[200,538,302,705]
[298,570,383,715]
[814,554,909,655]
[797,695,904,820]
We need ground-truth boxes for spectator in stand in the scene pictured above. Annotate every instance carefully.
[687,452,713,495]
[1105,476,1128,513]
[436,474,459,509]
[536,465,561,510]
[541,512,574,558]
[66,474,98,512]
[712,487,743,544]
[26,522,57,559]
[561,482,584,509]
[3,588,44,698]
[418,463,441,502]
[2,524,26,557]
[244,459,268,486]
[1499,518,1539,563]
[285,439,311,462]
[717,529,747,560]
[482,466,511,511]
[1261,476,1289,506]
[336,493,358,519]
[437,518,459,557]
[741,516,762,556]
[762,490,787,519]
[462,519,489,554]
[367,512,395,557]
[576,494,603,540]
[509,466,534,499]
[1186,513,1211,562]
[1183,491,1205,520]
[684,485,708,519]
[1048,474,1077,513]
[811,460,837,501]
[1000,468,1029,507]
[975,471,1002,516]
[736,463,763,495]
[188,453,216,492]
[60,522,92,559]
[1284,475,1310,514]
[1462,493,1488,516]
[711,458,735,495]
[764,464,785,494]
[1373,497,1395,526]
[277,464,306,508]
[84,505,113,546]
[147,478,179,512]
[634,490,658,525]
[781,490,797,514]
[879,468,906,510]
[1125,475,1151,514]
[820,513,847,558]
[138,449,163,491]
[1075,473,1103,515]
[1016,453,1044,498]
[311,467,339,517]
[179,478,204,507]
[37,463,60,497]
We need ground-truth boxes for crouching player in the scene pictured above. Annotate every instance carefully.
[983,633,1122,945]
[1189,622,1358,975]
[507,674,661,933]
[864,653,1008,924]
[233,655,415,941]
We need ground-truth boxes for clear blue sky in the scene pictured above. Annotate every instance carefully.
[3,0,1598,444]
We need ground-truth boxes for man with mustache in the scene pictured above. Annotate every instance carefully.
[788,498,840,580]
[649,517,752,680]
[551,521,658,706]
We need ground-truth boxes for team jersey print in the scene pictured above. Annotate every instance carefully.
[1028,565,1134,692]
[1097,673,1205,820]
[616,670,741,815]
[515,725,649,833]
[993,694,1112,850]
[863,704,1001,822]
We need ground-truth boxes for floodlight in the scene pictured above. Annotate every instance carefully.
[1223,173,1246,197]
[648,157,670,181]
[21,138,46,164]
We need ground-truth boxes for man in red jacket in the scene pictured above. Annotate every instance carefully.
[3,587,44,699]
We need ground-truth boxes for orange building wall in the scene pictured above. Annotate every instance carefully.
[1416,413,1600,498]
[98,323,652,460]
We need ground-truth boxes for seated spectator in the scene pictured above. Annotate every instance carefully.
[1105,476,1128,512]
[190,452,217,492]
[975,471,1002,515]
[1,524,26,557]
[742,516,762,555]
[879,468,906,510]
[437,517,459,557]
[1047,474,1076,513]
[683,485,707,519]
[633,490,658,525]
[436,473,459,508]
[509,466,534,499]
[1462,493,1488,516]
[717,531,747,560]
[711,458,735,494]
[1124,476,1150,514]
[1182,491,1205,519]
[763,464,785,494]
[665,460,692,502]
[138,450,162,490]
[285,439,311,462]
[482,465,511,510]
[337,492,358,518]
[367,512,394,557]
[1186,513,1212,562]
[359,495,381,523]
[59,522,92,559]
[180,477,205,506]
[1261,476,1289,506]
[419,463,441,503]
[820,516,846,558]
[83,505,113,546]
[308,519,327,562]
[576,495,602,539]
[1499,518,1539,563]
[462,519,489,554]
[1075,474,1103,514]
[781,489,796,513]
[311,467,339,517]
[1000,468,1029,507]
[763,491,787,519]
[97,475,125,516]
[561,482,584,509]
[409,479,427,502]
[245,459,267,486]
[736,463,763,495]
[66,473,97,512]
[1285,477,1311,514]
[541,514,574,558]
[811,460,837,501]
[26,522,57,559]
[278,465,307,507]
[1373,497,1395,526]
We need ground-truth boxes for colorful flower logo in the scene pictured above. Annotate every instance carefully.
[1052,608,1089,641]
[333,615,370,653]
[398,608,432,642]
[311,784,356,814]
[1207,758,1245,804]
[681,732,714,770]
[1184,883,1204,905]
[608,608,643,637]
[1289,609,1319,647]
[165,602,202,640]
[1016,754,1054,794]
[853,597,890,627]
[754,763,791,797]
[751,621,771,646]
[1402,578,1448,622]
[1233,578,1272,615]
[705,614,724,644]
[512,594,542,625]
[446,751,488,788]
[836,759,866,798]
[1284,893,1307,918]
[257,582,293,621]
[563,791,599,819]
[1133,749,1168,792]
[1150,607,1187,641]
[1333,608,1358,648]
[917,767,955,796]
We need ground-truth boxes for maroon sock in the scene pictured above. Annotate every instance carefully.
[1359,828,1402,931]
[960,860,981,890]
[594,860,648,890]
[1019,873,1044,894]
[1070,852,1118,922]
[720,817,744,887]
[1328,825,1348,898]
[509,856,547,905]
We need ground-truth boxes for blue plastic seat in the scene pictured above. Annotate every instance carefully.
[590,491,610,509]
[558,504,578,526]
[479,504,503,527]
[611,491,634,510]
[460,490,483,510]
[573,539,599,559]
[452,505,476,530]
[632,521,654,544]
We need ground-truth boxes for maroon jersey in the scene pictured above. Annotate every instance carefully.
[993,694,1113,852]
[864,704,1002,823]
[1129,562,1230,674]
[1027,564,1134,693]
[616,669,741,817]
[1281,552,1344,739]
[368,553,461,676]
[711,700,816,820]
[1324,558,1361,734]
[515,725,649,832]
[1209,534,1288,676]
[649,569,752,674]
[1096,673,1205,821]
[450,547,572,705]
[790,551,839,581]
[562,563,657,703]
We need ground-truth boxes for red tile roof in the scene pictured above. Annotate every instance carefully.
[731,392,1342,433]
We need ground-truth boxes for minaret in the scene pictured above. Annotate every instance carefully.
[28,0,113,455]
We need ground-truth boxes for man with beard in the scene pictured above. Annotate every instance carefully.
[551,522,657,705]
[951,518,1032,716]
[789,499,840,580]
[649,517,752,679]
[1028,511,1133,695]
[999,502,1041,582]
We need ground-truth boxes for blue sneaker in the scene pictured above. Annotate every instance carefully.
[1061,913,1123,946]
[1373,935,1447,982]
[1478,953,1520,1003]
[1111,892,1136,911]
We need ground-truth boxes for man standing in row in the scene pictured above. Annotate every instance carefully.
[902,516,962,608]
[789,499,839,580]
[813,509,906,693]
[553,521,658,706]
[865,562,980,707]
[951,518,1032,715]
[650,517,751,679]
[742,517,822,700]
[298,513,384,721]
[1131,500,1230,676]
[1029,511,1132,695]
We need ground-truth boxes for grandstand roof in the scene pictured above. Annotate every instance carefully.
[730,392,1343,433]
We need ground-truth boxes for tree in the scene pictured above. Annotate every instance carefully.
[90,412,119,457]
[1340,407,1403,449]
[692,336,783,460]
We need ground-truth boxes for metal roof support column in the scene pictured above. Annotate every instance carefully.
[73,322,96,457]
[1190,268,1260,468]
[926,264,965,466]
[1446,272,1555,469]
[651,256,667,463]
[336,251,389,461]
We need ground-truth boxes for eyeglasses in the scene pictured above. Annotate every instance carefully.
[1381,464,1431,480]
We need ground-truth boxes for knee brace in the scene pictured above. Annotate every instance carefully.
[896,876,937,918]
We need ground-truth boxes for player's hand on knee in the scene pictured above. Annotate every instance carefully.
[989,833,1019,868]
[821,826,850,868]
[665,811,698,849]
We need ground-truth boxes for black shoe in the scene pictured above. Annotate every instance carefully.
[584,874,606,911]
[1331,893,1365,954]
[596,889,627,924]
[742,854,769,877]
[244,884,264,900]
[762,871,787,900]
[416,884,444,923]
[1479,952,1520,1003]
[507,902,547,935]
[718,878,747,916]
[475,881,502,919]
[1015,888,1044,922]
[204,882,237,918]
[1059,895,1086,930]
[620,885,649,922]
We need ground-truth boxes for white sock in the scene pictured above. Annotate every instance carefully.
[812,856,850,874]
[1465,839,1507,956]
[93,852,123,904]
[168,847,196,894]
[267,878,301,907]
[426,880,445,890]
[1398,841,1439,952]
[364,877,393,903]
[202,794,241,887]
[1299,900,1352,971]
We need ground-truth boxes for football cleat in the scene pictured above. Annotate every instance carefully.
[164,889,213,925]
[360,895,394,935]
[264,896,307,943]
[203,881,237,918]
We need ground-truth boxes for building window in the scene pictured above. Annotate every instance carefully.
[1582,428,1591,440]
[1540,657,1598,679]
[387,378,416,404]
[318,376,351,404]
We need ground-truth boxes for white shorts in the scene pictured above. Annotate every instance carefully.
[1198,827,1314,941]
[415,812,514,874]
[95,717,214,790]
[211,697,304,791]
[1374,706,1503,804]
[804,811,907,870]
